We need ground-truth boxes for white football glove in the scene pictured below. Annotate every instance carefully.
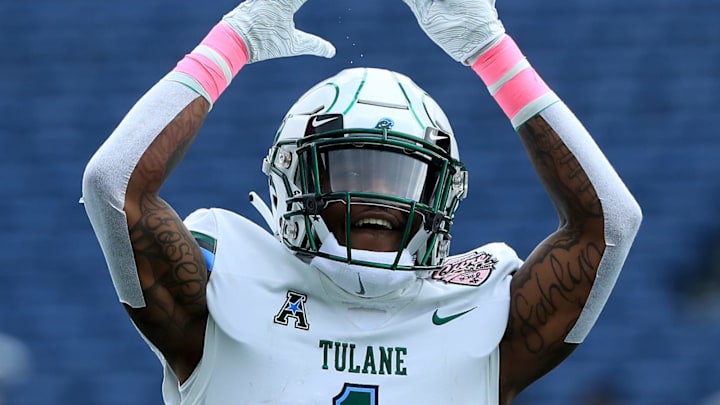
[402,0,505,65]
[222,0,336,64]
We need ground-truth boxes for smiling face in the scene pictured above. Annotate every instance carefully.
[314,146,428,253]
[320,201,422,252]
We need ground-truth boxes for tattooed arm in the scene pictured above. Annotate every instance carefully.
[82,0,334,383]
[122,97,211,383]
[82,80,213,383]
[498,115,602,400]
[82,82,215,385]
[398,0,640,401]
[498,108,641,403]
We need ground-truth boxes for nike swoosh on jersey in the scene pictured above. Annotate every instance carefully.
[431,307,477,325]
[356,274,366,295]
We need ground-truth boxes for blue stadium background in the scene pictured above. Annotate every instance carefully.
[1,0,719,403]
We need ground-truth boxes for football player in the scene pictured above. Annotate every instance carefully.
[82,0,642,403]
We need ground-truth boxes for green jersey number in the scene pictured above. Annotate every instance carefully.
[333,383,378,405]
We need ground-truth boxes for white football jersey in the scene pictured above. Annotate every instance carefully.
[144,208,522,405]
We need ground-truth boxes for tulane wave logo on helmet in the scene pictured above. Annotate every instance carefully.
[375,118,394,130]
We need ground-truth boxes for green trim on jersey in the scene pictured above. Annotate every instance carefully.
[191,230,217,271]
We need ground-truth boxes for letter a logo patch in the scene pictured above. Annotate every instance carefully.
[273,291,309,330]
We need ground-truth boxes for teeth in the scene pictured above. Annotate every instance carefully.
[354,218,393,230]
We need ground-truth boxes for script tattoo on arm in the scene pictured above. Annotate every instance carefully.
[123,97,211,382]
[499,115,605,402]
[127,194,208,346]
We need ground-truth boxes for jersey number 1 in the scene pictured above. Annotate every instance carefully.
[333,383,378,405]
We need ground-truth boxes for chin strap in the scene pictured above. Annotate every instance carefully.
[248,191,276,233]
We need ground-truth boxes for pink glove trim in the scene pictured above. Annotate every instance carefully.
[174,53,227,103]
[490,67,553,120]
[202,22,248,76]
[172,22,248,103]
[472,35,525,85]
[472,35,553,124]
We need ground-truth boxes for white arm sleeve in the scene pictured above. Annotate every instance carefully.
[81,79,202,308]
[538,102,643,343]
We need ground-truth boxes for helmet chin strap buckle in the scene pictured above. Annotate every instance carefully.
[301,194,327,215]
[427,212,450,233]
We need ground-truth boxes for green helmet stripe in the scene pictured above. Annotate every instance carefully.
[341,68,369,115]
[323,83,341,113]
[391,71,425,130]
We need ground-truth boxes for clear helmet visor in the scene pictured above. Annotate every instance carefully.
[310,146,441,207]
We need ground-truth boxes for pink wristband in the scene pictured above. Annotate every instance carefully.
[199,22,248,76]
[173,22,249,103]
[472,35,556,126]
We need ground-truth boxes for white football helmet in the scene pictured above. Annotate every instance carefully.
[261,67,468,270]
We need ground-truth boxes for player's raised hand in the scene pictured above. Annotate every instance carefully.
[402,0,505,65]
[222,0,336,63]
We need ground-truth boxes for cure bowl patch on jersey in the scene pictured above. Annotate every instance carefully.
[432,250,498,286]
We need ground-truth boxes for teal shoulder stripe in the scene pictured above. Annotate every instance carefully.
[191,231,216,271]
[191,231,216,254]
